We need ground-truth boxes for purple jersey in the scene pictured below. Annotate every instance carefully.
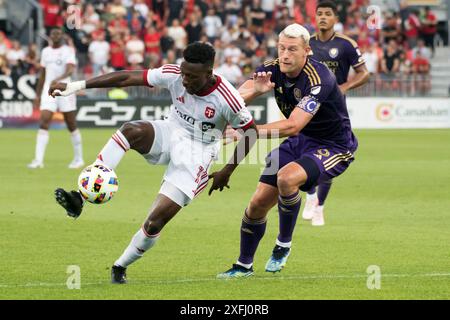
[310,33,365,85]
[256,57,356,148]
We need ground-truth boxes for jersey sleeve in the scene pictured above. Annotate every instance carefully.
[219,84,254,130]
[65,47,77,66]
[142,64,181,89]
[345,41,365,69]
[296,77,333,117]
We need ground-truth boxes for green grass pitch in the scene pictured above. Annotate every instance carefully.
[0,128,449,299]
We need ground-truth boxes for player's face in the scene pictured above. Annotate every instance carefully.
[50,29,63,46]
[180,61,212,95]
[316,7,337,32]
[278,35,310,77]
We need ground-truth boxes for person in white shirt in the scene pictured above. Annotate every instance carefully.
[125,33,145,67]
[50,42,257,284]
[167,19,187,54]
[88,32,110,76]
[203,8,223,43]
[215,56,243,85]
[6,40,25,66]
[28,28,84,169]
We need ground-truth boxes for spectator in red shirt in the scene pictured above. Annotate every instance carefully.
[110,34,127,71]
[43,0,63,34]
[405,10,421,49]
[412,50,430,93]
[144,25,161,66]
[420,6,437,57]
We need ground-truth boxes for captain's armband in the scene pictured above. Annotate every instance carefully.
[296,95,321,116]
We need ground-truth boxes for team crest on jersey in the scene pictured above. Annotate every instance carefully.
[329,48,339,58]
[204,106,215,118]
[293,88,302,101]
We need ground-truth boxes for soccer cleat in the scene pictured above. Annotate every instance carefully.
[55,188,84,218]
[302,195,318,220]
[216,264,254,279]
[27,159,44,169]
[311,205,325,226]
[68,159,85,169]
[111,265,127,284]
[265,245,291,273]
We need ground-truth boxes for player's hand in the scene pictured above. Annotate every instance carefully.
[49,82,67,97]
[222,126,242,145]
[208,170,231,195]
[253,71,275,94]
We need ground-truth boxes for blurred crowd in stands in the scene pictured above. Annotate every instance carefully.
[0,0,443,95]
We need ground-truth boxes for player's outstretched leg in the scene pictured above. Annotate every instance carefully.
[266,162,307,273]
[302,186,318,220]
[218,183,277,279]
[54,121,154,218]
[111,192,182,284]
[312,180,332,226]
[55,188,84,218]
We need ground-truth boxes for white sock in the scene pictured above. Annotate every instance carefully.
[70,129,83,161]
[94,130,130,169]
[236,261,253,269]
[276,239,291,248]
[114,228,160,268]
[306,192,318,201]
[34,129,49,163]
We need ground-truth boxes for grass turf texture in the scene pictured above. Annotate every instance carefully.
[0,128,449,299]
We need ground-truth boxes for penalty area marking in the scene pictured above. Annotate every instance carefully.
[1,272,450,289]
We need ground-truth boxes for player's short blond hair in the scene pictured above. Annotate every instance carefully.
[279,23,311,46]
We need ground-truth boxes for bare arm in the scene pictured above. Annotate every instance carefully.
[339,64,370,94]
[208,122,258,195]
[49,70,147,97]
[52,63,75,84]
[35,66,46,99]
[257,107,313,138]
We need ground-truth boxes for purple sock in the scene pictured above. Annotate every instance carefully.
[278,191,302,243]
[238,210,267,265]
[317,180,333,205]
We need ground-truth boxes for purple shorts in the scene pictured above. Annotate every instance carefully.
[259,133,358,189]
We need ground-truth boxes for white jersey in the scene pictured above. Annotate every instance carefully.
[143,64,253,144]
[40,45,77,88]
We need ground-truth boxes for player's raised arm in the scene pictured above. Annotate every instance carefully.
[48,70,148,97]
[238,71,275,104]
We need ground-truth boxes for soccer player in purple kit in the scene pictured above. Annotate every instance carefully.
[303,1,369,226]
[214,22,359,277]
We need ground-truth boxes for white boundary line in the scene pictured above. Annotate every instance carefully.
[1,273,450,289]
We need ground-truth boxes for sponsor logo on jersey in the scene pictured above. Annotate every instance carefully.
[311,86,321,95]
[175,106,196,125]
[204,106,215,118]
[329,48,339,58]
[200,122,216,132]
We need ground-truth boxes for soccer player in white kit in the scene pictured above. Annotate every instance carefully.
[49,42,257,284]
[28,28,84,169]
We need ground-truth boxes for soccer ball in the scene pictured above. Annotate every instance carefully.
[77,164,119,204]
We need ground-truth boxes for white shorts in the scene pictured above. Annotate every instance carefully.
[143,119,220,204]
[40,92,77,113]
